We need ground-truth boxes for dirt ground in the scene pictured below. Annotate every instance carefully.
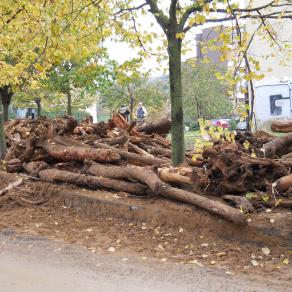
[0,171,291,281]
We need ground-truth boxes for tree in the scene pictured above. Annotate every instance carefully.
[182,62,232,121]
[101,76,169,118]
[114,0,292,165]
[0,0,111,157]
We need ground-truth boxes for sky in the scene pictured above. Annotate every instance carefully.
[105,0,246,76]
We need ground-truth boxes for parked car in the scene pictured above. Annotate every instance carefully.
[236,121,248,131]
[211,119,230,129]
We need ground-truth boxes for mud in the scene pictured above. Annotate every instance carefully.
[0,171,291,280]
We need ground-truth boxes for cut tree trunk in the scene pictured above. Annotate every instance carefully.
[139,143,172,158]
[158,168,193,185]
[167,34,185,166]
[87,162,162,193]
[39,169,147,194]
[94,142,169,166]
[40,143,120,163]
[263,133,292,158]
[97,135,128,146]
[88,162,245,224]
[137,118,171,136]
[271,120,292,133]
[273,174,292,193]
[160,185,246,224]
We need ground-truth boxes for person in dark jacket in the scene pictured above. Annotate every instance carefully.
[118,104,130,122]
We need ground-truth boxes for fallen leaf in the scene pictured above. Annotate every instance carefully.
[189,260,204,267]
[216,252,226,257]
[107,247,116,253]
[261,247,270,256]
[283,258,289,265]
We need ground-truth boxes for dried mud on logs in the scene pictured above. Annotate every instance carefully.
[39,169,147,194]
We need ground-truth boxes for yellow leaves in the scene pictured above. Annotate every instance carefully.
[175,32,185,40]
[187,14,206,27]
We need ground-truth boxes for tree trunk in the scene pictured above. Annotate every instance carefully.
[39,169,147,194]
[67,90,72,116]
[167,35,185,166]
[35,98,41,116]
[0,86,13,122]
[40,143,121,163]
[0,102,6,159]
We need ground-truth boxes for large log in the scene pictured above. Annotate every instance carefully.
[136,118,171,136]
[94,142,169,166]
[158,168,193,185]
[160,185,246,224]
[273,174,292,193]
[39,169,147,194]
[263,133,292,158]
[40,143,120,163]
[88,162,162,193]
[271,120,292,133]
[87,162,246,224]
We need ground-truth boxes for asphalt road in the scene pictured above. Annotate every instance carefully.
[0,230,290,292]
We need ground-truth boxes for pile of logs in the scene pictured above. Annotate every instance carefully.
[2,114,292,225]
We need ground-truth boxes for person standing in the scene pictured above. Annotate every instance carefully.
[136,102,147,124]
[118,104,130,122]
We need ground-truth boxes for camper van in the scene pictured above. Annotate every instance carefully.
[253,80,292,130]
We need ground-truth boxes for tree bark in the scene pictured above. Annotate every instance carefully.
[263,133,292,158]
[67,90,72,116]
[167,34,185,166]
[271,120,292,133]
[136,118,171,136]
[0,102,6,159]
[94,142,169,166]
[0,85,13,122]
[39,169,147,194]
[35,98,42,116]
[160,185,246,224]
[88,162,163,193]
[40,143,121,163]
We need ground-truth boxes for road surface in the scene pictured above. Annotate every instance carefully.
[0,230,290,292]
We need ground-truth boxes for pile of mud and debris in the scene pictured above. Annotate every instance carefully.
[1,114,292,225]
